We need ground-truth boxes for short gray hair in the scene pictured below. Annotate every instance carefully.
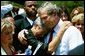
[37,2,60,16]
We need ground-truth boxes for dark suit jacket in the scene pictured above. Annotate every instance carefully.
[24,29,51,55]
[68,43,84,55]
[13,15,32,53]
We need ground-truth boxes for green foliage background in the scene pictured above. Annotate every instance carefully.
[37,1,84,14]
[1,1,84,14]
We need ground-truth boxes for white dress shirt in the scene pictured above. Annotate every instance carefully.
[26,17,41,26]
[26,17,34,26]
[18,8,26,18]
[44,19,84,55]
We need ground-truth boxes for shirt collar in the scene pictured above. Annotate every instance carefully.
[26,17,34,26]
[53,19,64,33]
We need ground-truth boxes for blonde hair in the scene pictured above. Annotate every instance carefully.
[71,13,84,25]
[70,7,84,19]
[1,19,14,34]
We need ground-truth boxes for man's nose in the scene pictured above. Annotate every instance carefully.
[31,5,35,9]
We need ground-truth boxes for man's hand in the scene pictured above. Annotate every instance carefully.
[18,29,28,45]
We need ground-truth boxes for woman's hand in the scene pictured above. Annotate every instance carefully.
[60,21,72,32]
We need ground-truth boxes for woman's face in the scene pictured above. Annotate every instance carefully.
[61,12,68,21]
[75,21,84,34]
[74,10,79,15]
[1,27,13,44]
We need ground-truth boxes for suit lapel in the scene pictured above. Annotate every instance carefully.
[22,17,32,30]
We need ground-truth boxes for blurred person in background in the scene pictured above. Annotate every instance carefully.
[1,17,27,55]
[1,2,21,19]
[1,18,15,55]
[71,13,84,40]
[1,4,13,18]
[5,17,15,25]
[60,6,71,21]
[70,6,84,19]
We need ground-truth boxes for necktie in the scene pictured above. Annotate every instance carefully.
[48,30,54,44]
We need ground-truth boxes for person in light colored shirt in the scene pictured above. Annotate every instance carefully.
[1,4,13,18]
[71,13,84,40]
[70,6,84,19]
[37,2,84,55]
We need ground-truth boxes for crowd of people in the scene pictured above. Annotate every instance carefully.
[1,1,84,55]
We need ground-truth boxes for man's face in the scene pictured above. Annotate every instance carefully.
[24,1,37,16]
[39,9,58,30]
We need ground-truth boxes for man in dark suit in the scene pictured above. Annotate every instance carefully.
[13,1,39,53]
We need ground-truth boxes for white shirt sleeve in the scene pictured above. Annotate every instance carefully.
[55,26,84,55]
[68,26,84,50]
[1,4,13,18]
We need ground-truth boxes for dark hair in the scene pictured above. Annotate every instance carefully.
[60,6,71,21]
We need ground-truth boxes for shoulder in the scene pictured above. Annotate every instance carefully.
[64,26,83,39]
[65,26,81,34]
[15,18,24,28]
[14,15,26,25]
[68,43,84,55]
[61,26,83,43]
[63,26,84,50]
[67,26,78,31]
[14,15,24,21]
